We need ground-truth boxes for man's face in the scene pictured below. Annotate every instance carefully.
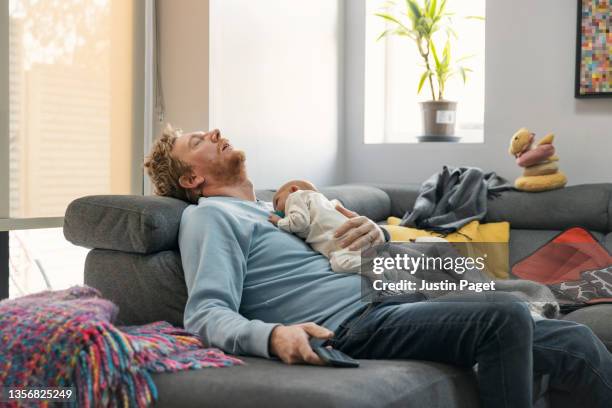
[172,129,246,192]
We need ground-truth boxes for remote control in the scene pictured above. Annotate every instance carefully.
[312,346,360,368]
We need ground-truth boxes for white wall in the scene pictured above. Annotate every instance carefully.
[344,0,612,185]
[157,0,209,133]
[209,0,343,189]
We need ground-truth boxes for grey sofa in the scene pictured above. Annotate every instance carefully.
[63,183,612,408]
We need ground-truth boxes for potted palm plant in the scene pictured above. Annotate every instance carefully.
[376,0,480,141]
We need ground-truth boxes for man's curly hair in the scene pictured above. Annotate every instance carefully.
[144,124,201,204]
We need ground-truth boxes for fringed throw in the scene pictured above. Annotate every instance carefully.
[0,285,243,407]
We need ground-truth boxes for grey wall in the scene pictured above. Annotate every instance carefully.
[344,0,612,185]
[209,0,344,190]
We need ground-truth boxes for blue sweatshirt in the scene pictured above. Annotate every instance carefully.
[179,196,366,358]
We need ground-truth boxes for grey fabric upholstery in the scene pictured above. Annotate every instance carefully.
[84,249,187,327]
[609,197,612,232]
[373,183,422,218]
[65,185,392,253]
[485,184,612,232]
[562,305,612,352]
[64,195,188,254]
[257,185,392,223]
[66,183,612,408]
[152,357,479,408]
[509,229,606,267]
[320,184,391,222]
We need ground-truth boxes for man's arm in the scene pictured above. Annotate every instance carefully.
[334,204,388,249]
[180,206,279,357]
[181,205,333,363]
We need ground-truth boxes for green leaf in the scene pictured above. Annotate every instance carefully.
[456,53,475,62]
[459,67,467,83]
[442,38,451,67]
[394,28,415,39]
[457,66,473,83]
[465,15,485,20]
[376,29,392,41]
[446,26,458,39]
[417,70,430,94]
[375,12,404,27]
[439,0,448,14]
[405,0,422,20]
[430,40,441,68]
[429,0,438,17]
[375,12,412,32]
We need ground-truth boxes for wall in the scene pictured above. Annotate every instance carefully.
[209,0,343,189]
[156,0,209,134]
[344,0,612,185]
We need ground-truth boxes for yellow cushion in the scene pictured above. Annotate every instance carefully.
[385,218,510,279]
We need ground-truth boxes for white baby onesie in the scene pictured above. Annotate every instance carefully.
[276,190,361,273]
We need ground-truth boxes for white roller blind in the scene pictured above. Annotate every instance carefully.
[2,0,145,229]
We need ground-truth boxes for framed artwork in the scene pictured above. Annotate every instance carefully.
[575,0,612,98]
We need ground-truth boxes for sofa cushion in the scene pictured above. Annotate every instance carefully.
[257,185,392,223]
[84,249,187,326]
[562,305,612,352]
[64,195,189,254]
[371,183,422,218]
[320,185,391,222]
[64,185,392,253]
[152,357,479,408]
[485,184,612,232]
[606,233,612,253]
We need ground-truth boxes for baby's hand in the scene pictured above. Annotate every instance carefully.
[268,213,281,225]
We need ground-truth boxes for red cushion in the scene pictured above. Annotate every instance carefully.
[513,227,612,285]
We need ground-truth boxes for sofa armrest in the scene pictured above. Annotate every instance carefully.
[64,195,189,254]
[84,249,188,326]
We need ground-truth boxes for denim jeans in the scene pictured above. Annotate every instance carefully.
[327,292,612,408]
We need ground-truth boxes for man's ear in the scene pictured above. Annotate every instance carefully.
[290,185,299,193]
[179,172,205,190]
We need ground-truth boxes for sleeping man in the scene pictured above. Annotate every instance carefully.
[144,125,612,408]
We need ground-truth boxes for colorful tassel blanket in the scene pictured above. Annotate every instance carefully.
[0,285,243,407]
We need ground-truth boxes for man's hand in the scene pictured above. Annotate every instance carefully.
[268,213,281,225]
[335,204,385,250]
[269,323,334,365]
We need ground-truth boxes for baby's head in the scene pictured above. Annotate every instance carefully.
[273,180,318,212]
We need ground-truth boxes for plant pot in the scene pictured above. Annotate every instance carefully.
[419,100,460,142]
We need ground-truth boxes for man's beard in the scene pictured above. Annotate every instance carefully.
[209,150,247,185]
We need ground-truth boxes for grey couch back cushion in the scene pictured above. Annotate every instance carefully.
[257,184,391,222]
[64,195,189,254]
[65,183,612,255]
[64,185,391,254]
[485,184,612,232]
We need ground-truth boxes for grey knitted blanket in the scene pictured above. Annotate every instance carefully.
[400,166,513,233]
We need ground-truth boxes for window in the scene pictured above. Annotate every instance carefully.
[9,229,89,297]
[1,0,148,298]
[364,0,486,144]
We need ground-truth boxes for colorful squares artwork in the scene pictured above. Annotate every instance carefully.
[575,0,612,97]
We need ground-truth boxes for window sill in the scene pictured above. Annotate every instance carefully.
[365,129,484,145]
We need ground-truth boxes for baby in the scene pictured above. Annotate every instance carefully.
[268,180,362,273]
